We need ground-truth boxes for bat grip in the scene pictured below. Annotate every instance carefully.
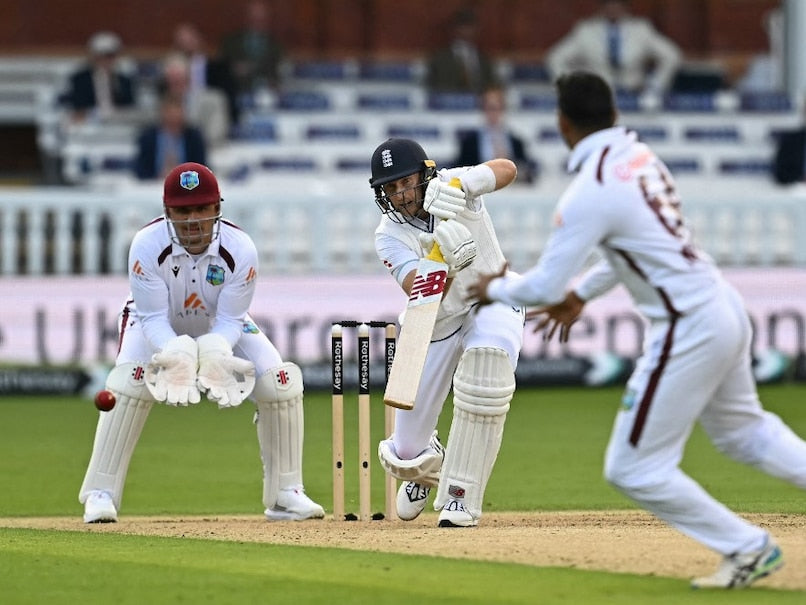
[424,177,462,264]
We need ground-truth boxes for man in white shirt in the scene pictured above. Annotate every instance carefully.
[370,138,525,527]
[468,71,806,588]
[545,0,681,95]
[79,162,324,524]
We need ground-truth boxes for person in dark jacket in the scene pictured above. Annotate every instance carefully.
[134,93,207,180]
[772,127,806,185]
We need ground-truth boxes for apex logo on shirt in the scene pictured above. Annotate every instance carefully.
[172,266,180,277]
[132,260,145,276]
[184,293,206,313]
[206,264,225,286]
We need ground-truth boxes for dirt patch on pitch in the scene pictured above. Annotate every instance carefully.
[2,511,804,590]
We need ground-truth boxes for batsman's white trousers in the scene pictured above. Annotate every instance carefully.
[604,280,806,555]
[392,302,524,460]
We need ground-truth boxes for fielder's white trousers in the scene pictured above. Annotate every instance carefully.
[604,281,806,555]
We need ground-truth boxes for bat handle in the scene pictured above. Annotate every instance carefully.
[424,177,462,264]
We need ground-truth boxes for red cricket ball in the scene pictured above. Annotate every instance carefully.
[94,390,116,412]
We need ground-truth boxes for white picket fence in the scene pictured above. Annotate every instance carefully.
[1,175,806,276]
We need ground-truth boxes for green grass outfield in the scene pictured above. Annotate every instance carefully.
[1,384,804,603]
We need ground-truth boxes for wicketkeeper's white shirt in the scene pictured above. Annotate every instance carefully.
[126,217,258,351]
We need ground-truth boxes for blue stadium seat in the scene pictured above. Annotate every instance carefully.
[632,126,668,142]
[291,60,349,80]
[277,91,331,111]
[231,118,277,141]
[305,124,360,140]
[660,157,702,174]
[519,93,556,111]
[335,157,369,171]
[388,125,441,139]
[508,63,550,83]
[663,93,717,112]
[614,91,641,112]
[684,126,740,142]
[358,61,416,81]
[357,93,412,110]
[739,91,793,112]
[718,159,772,175]
[537,127,561,142]
[427,92,478,111]
[260,157,318,171]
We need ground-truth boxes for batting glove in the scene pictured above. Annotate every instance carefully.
[419,220,477,277]
[196,333,256,408]
[145,334,201,405]
[423,178,466,220]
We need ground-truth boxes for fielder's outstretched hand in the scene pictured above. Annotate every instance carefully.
[526,291,586,343]
[465,263,508,306]
[196,334,256,408]
[145,334,201,405]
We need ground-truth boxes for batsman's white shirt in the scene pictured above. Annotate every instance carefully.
[487,126,806,556]
[117,217,284,373]
[375,167,524,459]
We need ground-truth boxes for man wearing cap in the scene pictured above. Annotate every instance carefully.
[79,162,325,524]
[62,31,137,121]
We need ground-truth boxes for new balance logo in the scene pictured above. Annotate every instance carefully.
[132,260,145,276]
[409,270,447,302]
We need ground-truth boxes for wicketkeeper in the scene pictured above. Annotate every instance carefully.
[79,162,324,523]
[369,138,525,527]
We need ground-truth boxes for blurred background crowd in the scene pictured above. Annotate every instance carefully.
[2,0,806,279]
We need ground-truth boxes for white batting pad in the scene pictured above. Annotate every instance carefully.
[378,430,444,486]
[78,362,154,509]
[251,363,305,509]
[434,347,514,518]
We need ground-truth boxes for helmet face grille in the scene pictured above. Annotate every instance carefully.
[369,138,431,188]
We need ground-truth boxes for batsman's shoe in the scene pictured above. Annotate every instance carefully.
[397,482,430,521]
[265,487,325,521]
[437,499,478,528]
[691,538,784,589]
[83,490,118,523]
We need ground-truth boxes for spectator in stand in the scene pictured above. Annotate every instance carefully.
[219,0,285,99]
[454,86,538,185]
[62,31,137,122]
[737,7,784,94]
[772,114,806,186]
[545,0,681,96]
[425,7,501,95]
[133,93,207,181]
[172,22,240,126]
[158,53,230,148]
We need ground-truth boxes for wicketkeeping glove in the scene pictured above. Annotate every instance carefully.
[145,334,201,405]
[419,220,477,277]
[423,178,466,220]
[196,333,256,408]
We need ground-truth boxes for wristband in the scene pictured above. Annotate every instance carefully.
[459,164,497,198]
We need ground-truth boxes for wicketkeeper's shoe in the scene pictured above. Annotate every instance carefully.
[396,482,430,521]
[691,537,784,589]
[83,490,118,523]
[265,486,325,521]
[437,499,478,528]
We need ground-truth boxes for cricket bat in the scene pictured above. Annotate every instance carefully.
[383,240,448,410]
